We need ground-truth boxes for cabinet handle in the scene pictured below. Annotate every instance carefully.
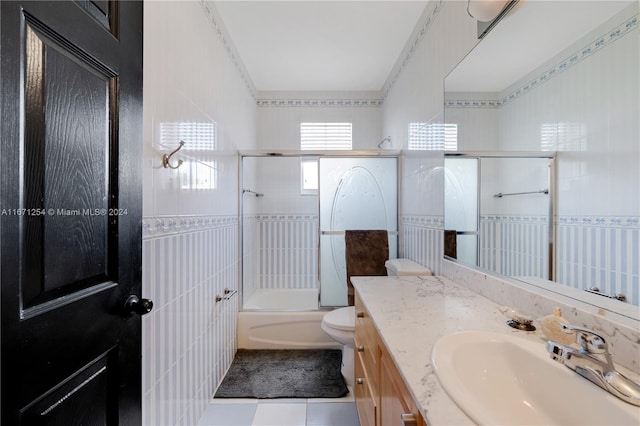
[356,312,364,318]
[356,377,364,385]
[400,414,417,426]
[357,345,364,352]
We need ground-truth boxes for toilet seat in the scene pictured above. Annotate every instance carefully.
[322,306,355,331]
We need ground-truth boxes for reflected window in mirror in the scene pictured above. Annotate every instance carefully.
[408,122,458,150]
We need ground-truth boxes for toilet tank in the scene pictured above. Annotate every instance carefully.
[385,259,432,276]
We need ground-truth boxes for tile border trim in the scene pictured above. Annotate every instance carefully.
[142,215,238,239]
[400,215,445,229]
[256,99,382,108]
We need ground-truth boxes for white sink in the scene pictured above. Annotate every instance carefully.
[431,331,640,425]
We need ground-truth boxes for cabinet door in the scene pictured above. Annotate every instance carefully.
[355,354,378,426]
[380,351,426,426]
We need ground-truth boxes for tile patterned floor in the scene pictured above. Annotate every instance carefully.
[198,388,360,426]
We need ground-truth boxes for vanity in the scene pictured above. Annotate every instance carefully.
[354,289,426,426]
[351,275,640,426]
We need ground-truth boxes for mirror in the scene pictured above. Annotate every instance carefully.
[444,0,639,317]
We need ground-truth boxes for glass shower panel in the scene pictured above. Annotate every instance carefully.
[319,157,397,307]
[481,157,550,279]
[241,156,320,310]
[444,157,479,266]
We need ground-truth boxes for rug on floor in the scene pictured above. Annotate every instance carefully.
[214,349,349,399]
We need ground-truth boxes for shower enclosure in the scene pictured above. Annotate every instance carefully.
[240,152,398,311]
[444,152,555,279]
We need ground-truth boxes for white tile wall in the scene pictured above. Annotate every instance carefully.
[256,91,384,151]
[479,215,550,278]
[142,219,238,425]
[556,218,639,305]
[253,215,319,291]
[400,215,444,275]
[143,1,256,424]
[242,213,319,302]
[384,0,478,272]
[497,10,639,217]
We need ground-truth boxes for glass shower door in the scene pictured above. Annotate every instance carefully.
[444,157,479,266]
[319,157,397,307]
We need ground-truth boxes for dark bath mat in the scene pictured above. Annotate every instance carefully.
[214,349,349,399]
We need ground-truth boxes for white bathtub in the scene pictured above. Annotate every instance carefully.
[243,288,319,311]
[238,289,339,350]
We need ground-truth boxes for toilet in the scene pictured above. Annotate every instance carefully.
[384,258,432,276]
[320,258,431,386]
[321,306,356,385]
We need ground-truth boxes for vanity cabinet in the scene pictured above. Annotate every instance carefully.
[354,293,427,426]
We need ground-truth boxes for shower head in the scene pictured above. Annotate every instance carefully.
[377,136,391,148]
[242,189,264,197]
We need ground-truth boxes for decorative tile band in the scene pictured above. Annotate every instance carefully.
[556,216,639,228]
[244,214,319,222]
[445,99,501,109]
[142,215,238,239]
[399,215,638,229]
[256,99,382,108]
[481,214,549,223]
[400,215,444,229]
[446,13,638,109]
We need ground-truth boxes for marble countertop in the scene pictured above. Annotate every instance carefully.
[351,275,562,426]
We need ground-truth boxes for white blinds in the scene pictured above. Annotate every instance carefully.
[408,122,457,151]
[300,122,352,150]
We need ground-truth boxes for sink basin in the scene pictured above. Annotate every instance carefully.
[431,331,640,425]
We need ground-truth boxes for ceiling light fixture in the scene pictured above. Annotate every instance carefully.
[467,0,510,22]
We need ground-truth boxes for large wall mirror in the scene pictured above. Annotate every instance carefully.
[444,0,639,318]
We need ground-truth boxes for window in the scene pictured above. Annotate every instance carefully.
[300,158,319,194]
[300,122,352,193]
[408,122,458,151]
[300,122,352,150]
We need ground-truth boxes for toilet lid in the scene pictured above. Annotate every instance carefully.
[323,306,355,331]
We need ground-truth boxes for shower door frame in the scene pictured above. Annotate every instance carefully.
[444,151,557,280]
[239,150,401,310]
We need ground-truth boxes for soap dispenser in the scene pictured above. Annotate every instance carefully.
[541,307,574,345]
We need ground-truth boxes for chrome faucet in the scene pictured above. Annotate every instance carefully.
[546,323,640,406]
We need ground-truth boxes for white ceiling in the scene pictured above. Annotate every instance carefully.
[214,1,428,92]
[445,0,636,93]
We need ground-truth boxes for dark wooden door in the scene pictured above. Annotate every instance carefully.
[0,1,145,424]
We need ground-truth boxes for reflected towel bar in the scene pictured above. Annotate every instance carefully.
[494,189,549,198]
[242,189,264,197]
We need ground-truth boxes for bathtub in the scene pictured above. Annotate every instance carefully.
[238,289,340,350]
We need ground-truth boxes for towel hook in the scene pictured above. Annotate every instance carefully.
[162,141,185,169]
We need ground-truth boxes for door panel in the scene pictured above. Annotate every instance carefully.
[444,157,479,266]
[23,20,118,310]
[319,157,398,307]
[19,349,117,425]
[1,1,144,424]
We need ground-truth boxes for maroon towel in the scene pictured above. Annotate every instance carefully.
[345,230,389,306]
[444,229,457,259]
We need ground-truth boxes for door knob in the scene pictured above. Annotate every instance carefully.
[124,295,153,316]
